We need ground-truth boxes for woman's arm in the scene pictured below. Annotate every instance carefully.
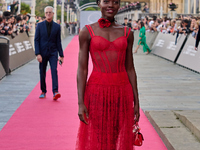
[139,28,144,38]
[77,26,90,124]
[125,30,140,122]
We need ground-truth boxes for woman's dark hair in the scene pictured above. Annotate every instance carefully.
[140,21,144,28]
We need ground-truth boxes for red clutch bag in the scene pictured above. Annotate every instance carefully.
[133,122,144,146]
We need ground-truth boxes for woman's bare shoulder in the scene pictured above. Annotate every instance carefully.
[89,22,99,28]
[79,26,90,41]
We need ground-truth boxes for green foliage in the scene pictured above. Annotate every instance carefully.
[80,0,96,7]
[57,6,67,22]
[84,7,96,11]
[35,10,40,17]
[20,2,31,15]
[35,0,54,17]
[84,7,100,11]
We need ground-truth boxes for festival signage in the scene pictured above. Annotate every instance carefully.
[151,33,186,62]
[8,33,35,71]
[176,35,200,72]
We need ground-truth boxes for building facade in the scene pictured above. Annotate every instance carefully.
[121,0,200,14]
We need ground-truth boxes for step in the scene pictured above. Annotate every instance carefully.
[174,110,200,141]
[145,110,200,150]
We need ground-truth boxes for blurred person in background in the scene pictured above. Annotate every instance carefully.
[57,19,61,25]
[122,17,132,28]
[143,3,149,13]
[132,20,139,30]
[10,0,19,15]
[128,19,132,29]
[192,21,199,38]
[134,21,151,54]
[195,23,200,50]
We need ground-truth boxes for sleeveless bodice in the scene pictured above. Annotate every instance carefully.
[86,25,131,85]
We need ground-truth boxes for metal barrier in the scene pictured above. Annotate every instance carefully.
[151,32,187,62]
[0,36,10,76]
[176,34,200,72]
[9,33,35,71]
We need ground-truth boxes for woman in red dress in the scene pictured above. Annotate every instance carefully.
[76,0,140,149]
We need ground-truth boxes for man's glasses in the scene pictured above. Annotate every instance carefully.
[45,12,52,14]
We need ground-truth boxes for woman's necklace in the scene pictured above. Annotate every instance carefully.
[98,18,115,28]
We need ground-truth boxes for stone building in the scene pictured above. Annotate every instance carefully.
[121,0,200,14]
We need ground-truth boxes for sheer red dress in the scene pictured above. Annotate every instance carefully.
[76,25,135,150]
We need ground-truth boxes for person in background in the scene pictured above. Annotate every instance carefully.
[10,1,19,15]
[122,17,132,28]
[143,3,149,13]
[195,24,200,50]
[134,21,151,54]
[34,6,64,100]
[128,19,132,29]
[57,19,61,25]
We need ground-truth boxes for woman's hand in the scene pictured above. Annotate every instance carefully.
[78,103,89,125]
[134,103,140,123]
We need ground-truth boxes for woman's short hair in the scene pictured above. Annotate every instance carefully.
[44,6,54,13]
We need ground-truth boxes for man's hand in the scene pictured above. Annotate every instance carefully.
[36,54,42,63]
[58,57,64,64]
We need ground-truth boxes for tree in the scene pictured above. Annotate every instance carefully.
[84,7,100,11]
[57,5,67,22]
[20,2,31,15]
[35,0,54,17]
[80,0,96,6]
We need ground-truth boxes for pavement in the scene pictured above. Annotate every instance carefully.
[133,44,200,150]
[0,35,200,149]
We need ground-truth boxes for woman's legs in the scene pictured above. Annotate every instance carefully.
[134,45,140,53]
[143,43,151,54]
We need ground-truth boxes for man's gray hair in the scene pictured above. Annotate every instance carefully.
[44,6,54,13]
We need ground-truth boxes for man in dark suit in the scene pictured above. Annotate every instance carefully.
[34,6,64,100]
[195,25,200,51]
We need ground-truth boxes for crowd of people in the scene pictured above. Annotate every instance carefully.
[123,15,200,38]
[0,10,78,39]
[0,13,31,38]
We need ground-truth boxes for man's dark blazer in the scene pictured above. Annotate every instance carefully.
[34,21,64,58]
[195,25,200,48]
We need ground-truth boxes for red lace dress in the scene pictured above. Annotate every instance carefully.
[76,25,135,150]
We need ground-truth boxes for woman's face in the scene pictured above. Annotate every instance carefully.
[98,0,120,19]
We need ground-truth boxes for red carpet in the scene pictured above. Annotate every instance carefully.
[0,36,167,150]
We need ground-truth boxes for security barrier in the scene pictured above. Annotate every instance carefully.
[134,30,200,73]
[8,33,35,71]
[176,35,200,72]
[146,31,159,49]
[151,33,187,62]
